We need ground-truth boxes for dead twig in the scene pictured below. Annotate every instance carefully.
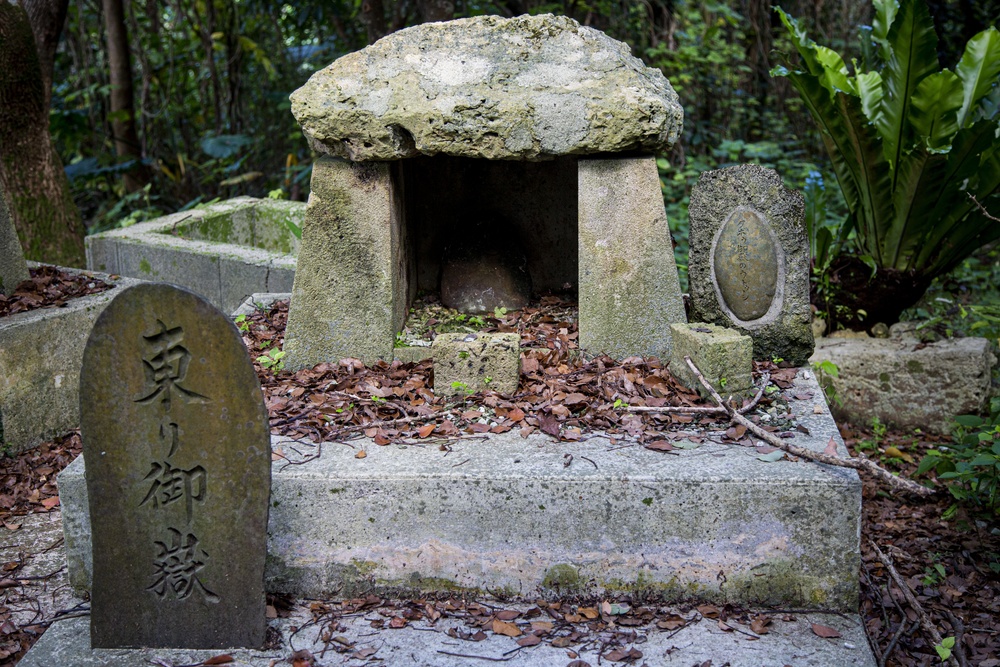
[868,540,959,667]
[684,357,934,497]
[436,650,515,662]
[624,372,770,416]
[969,193,1000,223]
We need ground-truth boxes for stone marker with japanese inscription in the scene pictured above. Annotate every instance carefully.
[80,282,270,649]
[688,164,814,365]
[0,189,28,297]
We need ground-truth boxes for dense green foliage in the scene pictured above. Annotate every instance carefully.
[47,0,999,309]
[773,0,1000,316]
[918,397,1000,516]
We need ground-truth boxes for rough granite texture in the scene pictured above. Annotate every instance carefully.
[432,332,520,396]
[283,158,407,369]
[81,283,270,649]
[810,336,996,434]
[688,165,813,365]
[578,156,687,360]
[62,370,861,611]
[670,323,753,399]
[290,14,683,161]
[0,268,141,454]
[0,190,28,296]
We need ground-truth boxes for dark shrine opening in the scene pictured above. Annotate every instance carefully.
[399,155,579,313]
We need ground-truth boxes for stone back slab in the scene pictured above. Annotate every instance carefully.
[688,165,813,365]
[291,14,682,161]
[81,283,269,648]
[0,189,28,296]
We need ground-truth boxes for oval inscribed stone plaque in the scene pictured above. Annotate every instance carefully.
[712,209,779,321]
[81,283,270,649]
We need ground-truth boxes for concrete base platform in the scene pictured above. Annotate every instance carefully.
[59,369,861,610]
[20,609,876,666]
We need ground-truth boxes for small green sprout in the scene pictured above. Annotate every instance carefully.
[234,314,250,333]
[256,348,286,371]
[613,398,629,409]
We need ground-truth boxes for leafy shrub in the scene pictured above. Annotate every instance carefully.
[918,396,1000,516]
[773,0,1000,319]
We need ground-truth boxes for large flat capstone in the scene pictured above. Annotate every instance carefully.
[291,14,683,161]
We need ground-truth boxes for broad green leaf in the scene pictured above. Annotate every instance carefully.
[775,7,823,77]
[836,92,895,264]
[910,70,963,148]
[872,0,900,64]
[876,0,939,171]
[955,27,1000,127]
[856,71,884,123]
[780,69,865,217]
[885,148,947,268]
[816,46,855,95]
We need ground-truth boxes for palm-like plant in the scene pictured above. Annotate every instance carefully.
[773,0,1000,328]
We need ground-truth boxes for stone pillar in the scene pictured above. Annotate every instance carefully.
[284,157,407,369]
[578,156,687,360]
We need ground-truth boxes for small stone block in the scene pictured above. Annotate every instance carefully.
[670,323,753,398]
[432,333,519,396]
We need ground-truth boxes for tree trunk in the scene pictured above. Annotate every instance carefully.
[20,0,67,109]
[417,0,454,23]
[103,0,149,193]
[0,1,85,267]
[360,0,387,44]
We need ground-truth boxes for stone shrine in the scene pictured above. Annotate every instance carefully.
[688,165,814,365]
[282,14,687,368]
[80,282,270,648]
[0,189,28,296]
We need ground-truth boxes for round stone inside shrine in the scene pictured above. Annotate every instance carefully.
[712,208,781,322]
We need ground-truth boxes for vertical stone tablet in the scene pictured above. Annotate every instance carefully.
[0,189,28,297]
[688,165,814,365]
[81,282,270,649]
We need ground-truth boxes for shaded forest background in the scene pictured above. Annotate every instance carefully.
[7,0,1000,274]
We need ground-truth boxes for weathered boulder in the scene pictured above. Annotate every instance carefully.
[291,14,683,161]
[810,336,996,433]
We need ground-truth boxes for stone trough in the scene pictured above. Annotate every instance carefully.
[85,196,302,314]
[0,266,141,454]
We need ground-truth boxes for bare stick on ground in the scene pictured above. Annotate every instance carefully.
[869,540,962,667]
[623,372,770,416]
[683,356,934,497]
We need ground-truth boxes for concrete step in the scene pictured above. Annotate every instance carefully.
[20,607,876,667]
[59,368,861,610]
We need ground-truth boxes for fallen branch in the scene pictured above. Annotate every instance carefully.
[869,540,961,667]
[624,372,770,416]
[684,356,934,497]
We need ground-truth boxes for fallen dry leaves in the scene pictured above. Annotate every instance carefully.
[244,298,791,450]
[0,266,113,318]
